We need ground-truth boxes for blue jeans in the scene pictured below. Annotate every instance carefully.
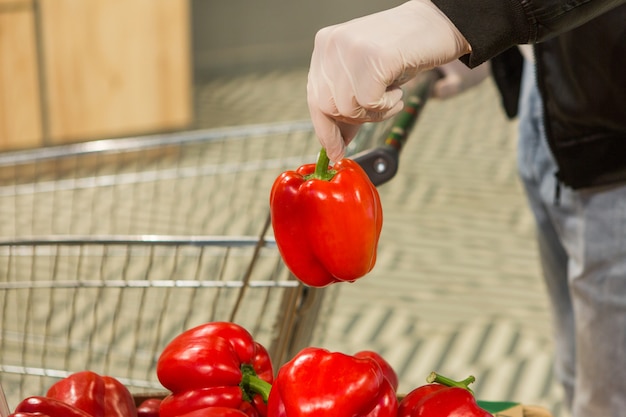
[517,61,626,416]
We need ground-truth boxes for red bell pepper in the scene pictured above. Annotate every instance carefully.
[156,322,273,417]
[354,350,399,392]
[46,371,105,417]
[267,347,398,417]
[269,148,383,287]
[45,370,137,417]
[137,398,162,417]
[9,396,93,417]
[102,375,139,417]
[178,407,250,417]
[8,414,53,417]
[398,372,491,417]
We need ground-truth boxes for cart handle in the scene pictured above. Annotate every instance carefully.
[351,69,442,187]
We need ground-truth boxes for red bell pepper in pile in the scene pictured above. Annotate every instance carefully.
[137,398,162,417]
[270,148,383,287]
[9,370,137,417]
[156,321,273,417]
[398,372,492,417]
[354,350,399,392]
[10,396,92,417]
[267,346,398,417]
[178,407,249,417]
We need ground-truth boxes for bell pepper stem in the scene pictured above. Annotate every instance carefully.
[427,372,476,395]
[240,366,272,403]
[312,148,336,181]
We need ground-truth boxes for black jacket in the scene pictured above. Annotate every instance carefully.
[432,0,626,189]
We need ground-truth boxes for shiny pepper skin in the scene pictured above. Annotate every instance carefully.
[178,407,250,417]
[267,347,398,417]
[47,371,137,417]
[398,373,491,417]
[9,396,93,417]
[354,350,399,392]
[270,149,383,287]
[156,322,273,417]
[137,399,162,417]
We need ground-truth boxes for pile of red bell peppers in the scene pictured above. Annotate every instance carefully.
[9,370,137,417]
[8,321,492,417]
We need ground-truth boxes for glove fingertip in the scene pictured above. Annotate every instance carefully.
[327,143,346,163]
[316,119,346,163]
[383,100,404,119]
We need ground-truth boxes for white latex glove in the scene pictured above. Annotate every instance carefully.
[433,60,491,99]
[307,0,471,162]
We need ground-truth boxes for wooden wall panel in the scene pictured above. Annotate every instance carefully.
[0,1,43,149]
[40,0,192,144]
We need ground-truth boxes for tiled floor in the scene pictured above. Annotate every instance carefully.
[0,68,567,416]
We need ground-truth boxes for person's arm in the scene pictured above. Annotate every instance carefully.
[433,0,626,66]
[306,0,626,161]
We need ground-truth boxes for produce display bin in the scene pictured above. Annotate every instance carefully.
[0,72,439,411]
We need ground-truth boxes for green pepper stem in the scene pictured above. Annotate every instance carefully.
[241,368,272,403]
[426,372,476,395]
[312,148,336,181]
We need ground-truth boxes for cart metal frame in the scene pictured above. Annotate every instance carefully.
[0,71,438,409]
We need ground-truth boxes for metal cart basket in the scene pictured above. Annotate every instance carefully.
[0,72,438,410]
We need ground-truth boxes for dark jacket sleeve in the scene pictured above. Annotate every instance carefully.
[490,47,524,119]
[431,0,626,67]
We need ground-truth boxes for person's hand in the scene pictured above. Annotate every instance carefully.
[433,60,491,99]
[307,0,471,162]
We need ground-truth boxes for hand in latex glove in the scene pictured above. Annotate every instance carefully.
[433,60,491,99]
[307,0,471,162]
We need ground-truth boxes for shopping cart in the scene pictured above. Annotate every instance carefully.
[0,71,439,410]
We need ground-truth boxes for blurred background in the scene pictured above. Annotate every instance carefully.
[1,1,566,416]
